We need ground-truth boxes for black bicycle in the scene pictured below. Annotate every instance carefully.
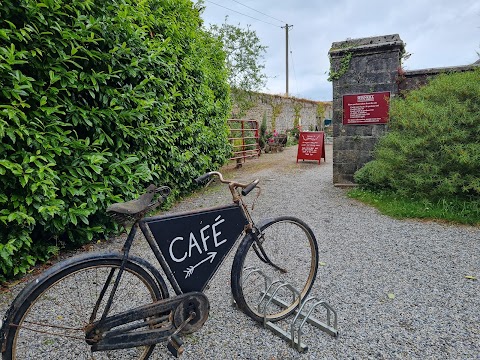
[1,171,319,359]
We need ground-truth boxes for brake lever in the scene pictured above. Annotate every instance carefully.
[246,186,261,211]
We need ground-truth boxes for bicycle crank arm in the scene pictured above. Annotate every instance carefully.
[89,292,209,352]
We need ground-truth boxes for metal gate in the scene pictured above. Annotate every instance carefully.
[227,119,260,166]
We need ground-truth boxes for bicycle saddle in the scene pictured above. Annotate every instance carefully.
[107,185,171,218]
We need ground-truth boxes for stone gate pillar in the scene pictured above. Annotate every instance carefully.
[329,34,405,185]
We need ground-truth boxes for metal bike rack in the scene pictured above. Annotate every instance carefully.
[259,279,300,328]
[289,297,338,352]
[240,267,338,353]
[232,266,272,307]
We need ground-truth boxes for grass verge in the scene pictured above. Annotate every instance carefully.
[348,189,480,226]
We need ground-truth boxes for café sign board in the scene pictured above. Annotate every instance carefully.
[343,91,390,125]
[296,131,325,164]
[145,205,248,293]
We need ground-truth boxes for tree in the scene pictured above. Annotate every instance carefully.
[207,17,268,93]
[206,18,268,118]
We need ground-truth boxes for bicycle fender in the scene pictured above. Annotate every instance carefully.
[232,217,276,260]
[126,253,169,299]
[254,217,279,230]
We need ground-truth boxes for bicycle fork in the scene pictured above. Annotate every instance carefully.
[250,229,287,274]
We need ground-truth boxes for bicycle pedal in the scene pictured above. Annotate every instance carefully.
[167,334,184,358]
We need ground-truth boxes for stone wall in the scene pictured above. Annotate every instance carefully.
[232,92,332,133]
[398,64,479,93]
[329,34,405,185]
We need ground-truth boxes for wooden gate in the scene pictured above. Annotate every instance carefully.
[227,119,260,166]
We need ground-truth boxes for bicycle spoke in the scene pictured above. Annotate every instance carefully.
[5,258,162,360]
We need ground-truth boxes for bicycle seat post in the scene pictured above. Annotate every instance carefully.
[120,221,139,256]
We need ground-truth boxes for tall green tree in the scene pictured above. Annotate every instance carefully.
[207,17,268,92]
[200,11,268,117]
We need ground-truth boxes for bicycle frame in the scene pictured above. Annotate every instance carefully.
[82,175,260,351]
[114,171,259,297]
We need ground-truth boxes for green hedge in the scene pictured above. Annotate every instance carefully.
[354,69,480,201]
[0,0,231,281]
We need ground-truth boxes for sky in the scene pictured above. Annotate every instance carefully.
[198,0,480,101]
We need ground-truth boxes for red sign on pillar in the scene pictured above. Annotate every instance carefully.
[343,91,390,125]
[296,131,325,164]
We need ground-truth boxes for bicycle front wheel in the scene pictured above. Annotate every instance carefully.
[2,254,166,360]
[231,217,319,323]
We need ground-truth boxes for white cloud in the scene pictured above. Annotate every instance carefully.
[200,0,480,100]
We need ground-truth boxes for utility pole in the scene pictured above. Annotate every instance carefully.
[282,24,293,96]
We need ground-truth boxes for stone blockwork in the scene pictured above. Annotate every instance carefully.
[329,34,405,185]
[232,92,332,133]
[398,64,479,93]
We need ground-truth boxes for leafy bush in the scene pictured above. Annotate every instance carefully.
[0,0,231,281]
[288,127,300,142]
[355,69,480,201]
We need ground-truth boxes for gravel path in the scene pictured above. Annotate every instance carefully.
[1,144,479,359]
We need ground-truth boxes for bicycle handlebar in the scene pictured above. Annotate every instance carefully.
[241,179,259,196]
[195,171,259,197]
[194,173,211,184]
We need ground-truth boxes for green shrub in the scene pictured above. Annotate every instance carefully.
[355,69,480,201]
[288,127,300,142]
[0,0,230,281]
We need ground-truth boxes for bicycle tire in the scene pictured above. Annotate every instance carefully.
[2,253,167,360]
[231,216,319,323]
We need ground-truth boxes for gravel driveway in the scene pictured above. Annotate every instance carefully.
[1,144,479,359]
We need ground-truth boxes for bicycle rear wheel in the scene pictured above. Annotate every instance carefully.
[2,254,166,360]
[231,216,319,323]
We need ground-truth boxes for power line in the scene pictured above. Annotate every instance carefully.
[205,0,281,27]
[229,0,286,24]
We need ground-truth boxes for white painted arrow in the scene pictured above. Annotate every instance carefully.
[183,252,217,279]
